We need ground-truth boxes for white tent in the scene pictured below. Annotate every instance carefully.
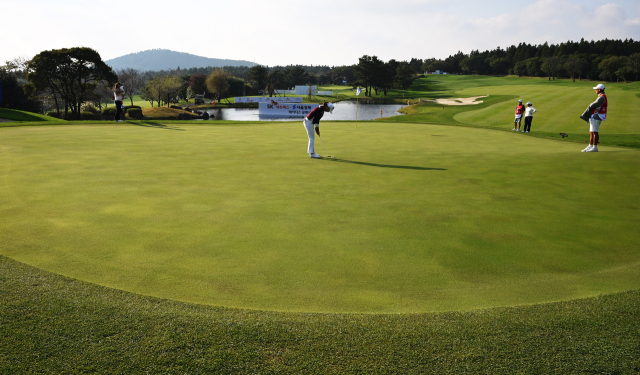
[294,86,317,95]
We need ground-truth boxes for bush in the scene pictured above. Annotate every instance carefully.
[142,107,200,120]
[47,112,63,119]
[126,108,143,119]
[124,105,141,112]
[102,107,117,117]
[83,104,101,114]
[80,112,101,120]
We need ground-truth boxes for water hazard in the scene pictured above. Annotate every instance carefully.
[196,102,408,121]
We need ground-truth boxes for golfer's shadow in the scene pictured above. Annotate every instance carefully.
[324,158,446,171]
[132,121,185,131]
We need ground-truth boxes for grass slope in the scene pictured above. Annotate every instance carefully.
[1,123,639,314]
[386,76,640,148]
[0,108,60,122]
[2,255,640,374]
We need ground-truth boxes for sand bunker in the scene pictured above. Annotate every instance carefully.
[0,118,14,123]
[423,96,488,106]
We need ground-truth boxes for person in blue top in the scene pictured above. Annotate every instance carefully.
[303,102,334,158]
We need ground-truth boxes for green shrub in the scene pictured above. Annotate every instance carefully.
[124,105,141,112]
[80,112,100,120]
[102,107,117,117]
[126,108,143,119]
[83,104,101,114]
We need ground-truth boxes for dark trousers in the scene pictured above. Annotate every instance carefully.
[115,101,123,121]
[524,116,533,132]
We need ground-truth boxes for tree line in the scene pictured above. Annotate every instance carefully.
[421,38,640,82]
[1,38,638,118]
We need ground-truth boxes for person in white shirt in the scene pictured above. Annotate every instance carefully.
[113,82,125,122]
[523,102,536,133]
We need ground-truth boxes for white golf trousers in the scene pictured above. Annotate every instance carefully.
[303,118,315,154]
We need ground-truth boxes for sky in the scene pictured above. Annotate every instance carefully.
[2,0,639,67]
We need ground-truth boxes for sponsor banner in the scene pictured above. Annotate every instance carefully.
[235,96,303,103]
[259,102,319,118]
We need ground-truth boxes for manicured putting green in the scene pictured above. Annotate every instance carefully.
[1,123,639,313]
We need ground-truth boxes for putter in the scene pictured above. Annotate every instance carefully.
[318,135,335,158]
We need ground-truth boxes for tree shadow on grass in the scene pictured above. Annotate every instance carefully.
[323,158,446,171]
[131,121,185,131]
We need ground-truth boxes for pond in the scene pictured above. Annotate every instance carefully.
[196,102,408,121]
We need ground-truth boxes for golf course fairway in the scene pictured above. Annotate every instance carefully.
[1,122,639,313]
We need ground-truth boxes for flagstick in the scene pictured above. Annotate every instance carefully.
[356,96,358,129]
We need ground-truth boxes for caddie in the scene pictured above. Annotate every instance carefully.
[513,99,525,131]
[579,84,607,152]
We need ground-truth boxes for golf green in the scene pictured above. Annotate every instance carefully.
[1,122,639,313]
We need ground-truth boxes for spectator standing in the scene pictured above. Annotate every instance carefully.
[113,82,125,122]
[523,102,537,133]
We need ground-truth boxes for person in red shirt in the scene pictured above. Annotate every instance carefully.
[513,99,525,131]
[303,102,334,158]
[580,84,608,152]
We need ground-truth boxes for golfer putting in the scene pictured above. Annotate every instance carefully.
[303,102,334,158]
[580,84,608,152]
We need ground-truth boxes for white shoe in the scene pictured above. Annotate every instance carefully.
[521,130,525,132]
[526,131,529,133]
[512,128,516,131]
[586,146,598,152]
[581,145,592,152]
[310,153,321,158]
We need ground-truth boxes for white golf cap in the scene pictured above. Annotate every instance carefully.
[327,102,335,114]
[593,83,605,90]
[527,102,531,105]
[518,99,522,102]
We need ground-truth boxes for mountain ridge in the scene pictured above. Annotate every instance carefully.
[105,49,258,72]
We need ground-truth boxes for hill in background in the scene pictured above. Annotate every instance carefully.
[105,49,258,72]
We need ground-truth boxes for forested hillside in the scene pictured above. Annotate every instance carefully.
[105,49,257,71]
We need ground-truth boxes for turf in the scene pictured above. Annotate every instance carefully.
[452,83,640,134]
[3,75,640,372]
[383,76,640,148]
[0,108,59,122]
[1,122,639,314]
[2,255,640,374]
